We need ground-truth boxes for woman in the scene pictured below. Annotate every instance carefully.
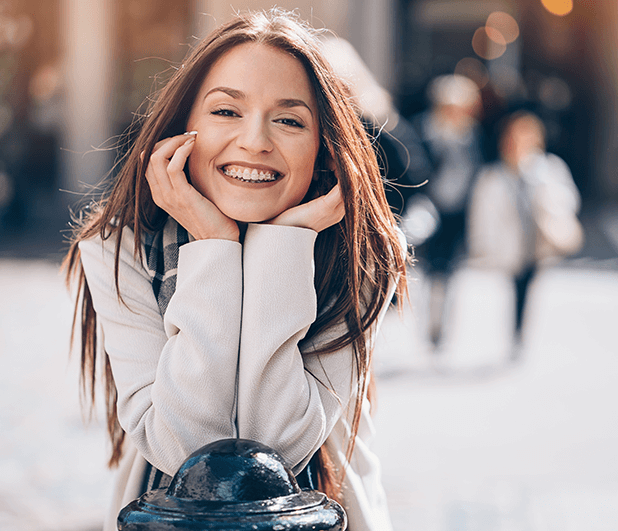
[64,9,407,531]
[468,110,582,344]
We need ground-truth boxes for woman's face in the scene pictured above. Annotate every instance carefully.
[186,42,321,223]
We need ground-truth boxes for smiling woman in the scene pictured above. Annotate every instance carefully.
[183,43,321,224]
[63,9,408,531]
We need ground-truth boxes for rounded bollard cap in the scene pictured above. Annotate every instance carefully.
[167,438,298,502]
[117,438,347,531]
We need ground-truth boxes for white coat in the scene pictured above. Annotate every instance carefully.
[467,152,583,275]
[79,222,395,531]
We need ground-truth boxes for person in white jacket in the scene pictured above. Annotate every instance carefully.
[64,9,408,531]
[468,110,583,344]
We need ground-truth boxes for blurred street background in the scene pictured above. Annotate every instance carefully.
[1,0,618,530]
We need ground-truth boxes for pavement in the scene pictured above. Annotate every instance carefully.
[0,259,113,531]
[373,264,618,531]
[0,202,617,531]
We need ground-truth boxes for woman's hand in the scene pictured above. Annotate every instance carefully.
[268,183,345,233]
[143,133,239,241]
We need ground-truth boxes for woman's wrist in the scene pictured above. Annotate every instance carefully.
[188,221,240,242]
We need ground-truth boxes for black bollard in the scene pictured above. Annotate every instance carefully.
[117,438,347,530]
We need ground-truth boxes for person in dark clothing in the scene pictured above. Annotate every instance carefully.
[410,74,484,345]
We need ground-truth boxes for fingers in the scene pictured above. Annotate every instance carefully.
[144,132,196,205]
[141,132,239,241]
[318,183,346,227]
[167,136,196,185]
[151,131,198,157]
[322,183,344,211]
[150,133,196,177]
[141,132,196,172]
[268,183,345,233]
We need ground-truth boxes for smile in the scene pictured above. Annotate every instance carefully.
[222,165,280,183]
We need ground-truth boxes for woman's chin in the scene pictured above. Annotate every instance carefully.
[222,208,278,225]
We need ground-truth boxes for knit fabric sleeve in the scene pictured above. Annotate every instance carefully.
[237,223,361,474]
[79,227,242,475]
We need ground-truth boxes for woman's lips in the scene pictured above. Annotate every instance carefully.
[222,164,280,183]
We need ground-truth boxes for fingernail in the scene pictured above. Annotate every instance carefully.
[183,137,195,145]
[184,131,198,136]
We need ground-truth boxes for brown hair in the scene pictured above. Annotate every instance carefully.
[64,8,407,502]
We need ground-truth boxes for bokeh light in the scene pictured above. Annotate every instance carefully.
[29,64,62,103]
[0,13,33,50]
[472,27,507,60]
[485,26,507,47]
[455,57,489,89]
[486,11,519,44]
[541,0,573,16]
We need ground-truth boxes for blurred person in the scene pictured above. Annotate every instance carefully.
[64,10,408,531]
[468,110,583,347]
[411,74,484,345]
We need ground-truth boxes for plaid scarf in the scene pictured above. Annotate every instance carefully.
[143,217,190,315]
[139,216,189,493]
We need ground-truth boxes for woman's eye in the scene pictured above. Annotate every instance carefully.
[277,118,304,128]
[211,109,238,117]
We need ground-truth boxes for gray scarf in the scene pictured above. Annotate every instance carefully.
[143,217,190,316]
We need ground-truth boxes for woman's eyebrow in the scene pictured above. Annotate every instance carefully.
[205,86,245,100]
[204,87,313,117]
[276,98,314,117]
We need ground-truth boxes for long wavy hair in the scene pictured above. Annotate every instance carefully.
[63,9,408,502]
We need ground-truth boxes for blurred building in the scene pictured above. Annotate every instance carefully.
[395,0,618,203]
[1,0,396,220]
[2,0,617,228]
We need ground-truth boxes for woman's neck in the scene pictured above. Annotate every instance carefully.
[238,222,248,243]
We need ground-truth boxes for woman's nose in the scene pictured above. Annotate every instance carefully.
[236,116,273,154]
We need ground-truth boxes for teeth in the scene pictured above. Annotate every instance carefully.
[223,166,278,182]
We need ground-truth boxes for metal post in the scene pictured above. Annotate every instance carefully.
[118,438,347,530]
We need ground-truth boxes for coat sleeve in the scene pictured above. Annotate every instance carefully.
[236,223,394,473]
[79,227,242,475]
[525,153,584,257]
[467,168,525,273]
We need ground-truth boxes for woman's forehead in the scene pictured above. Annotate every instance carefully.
[198,43,316,104]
